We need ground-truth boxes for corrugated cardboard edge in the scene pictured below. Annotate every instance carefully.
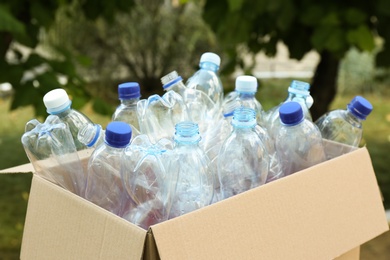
[143,229,161,260]
[20,174,147,260]
[150,147,389,260]
[334,247,360,260]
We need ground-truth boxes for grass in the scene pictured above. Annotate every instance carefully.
[0,81,389,258]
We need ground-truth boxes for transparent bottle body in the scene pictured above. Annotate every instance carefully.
[85,144,131,216]
[121,135,173,229]
[137,91,190,143]
[217,128,269,200]
[275,120,326,177]
[21,115,86,196]
[55,108,93,151]
[112,98,141,135]
[167,143,214,219]
[185,62,224,108]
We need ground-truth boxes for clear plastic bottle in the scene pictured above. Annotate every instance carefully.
[275,102,326,177]
[315,96,373,158]
[167,122,214,219]
[137,90,190,143]
[77,123,105,160]
[222,75,266,126]
[161,71,219,135]
[21,115,86,196]
[217,107,269,200]
[43,88,93,150]
[265,80,313,139]
[185,52,224,108]
[121,135,173,229]
[85,121,132,217]
[112,82,141,135]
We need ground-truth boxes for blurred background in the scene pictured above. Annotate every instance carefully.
[0,0,389,258]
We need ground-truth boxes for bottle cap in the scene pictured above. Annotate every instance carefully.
[43,88,72,114]
[174,121,201,143]
[288,80,310,96]
[161,71,183,89]
[279,102,304,126]
[105,121,132,148]
[200,52,221,66]
[347,96,373,120]
[232,107,257,128]
[118,82,140,99]
[235,75,258,93]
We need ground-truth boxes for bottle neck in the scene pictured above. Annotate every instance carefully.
[238,92,255,99]
[200,61,219,72]
[345,110,363,128]
[120,98,139,105]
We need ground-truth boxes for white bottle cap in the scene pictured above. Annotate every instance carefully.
[43,88,71,114]
[200,52,221,66]
[235,75,258,93]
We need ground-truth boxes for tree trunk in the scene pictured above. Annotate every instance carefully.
[310,50,340,121]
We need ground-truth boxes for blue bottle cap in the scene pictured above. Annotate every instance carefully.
[279,102,304,126]
[347,96,373,120]
[118,82,140,99]
[105,121,132,148]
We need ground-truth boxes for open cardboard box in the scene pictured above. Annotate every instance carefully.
[1,142,388,259]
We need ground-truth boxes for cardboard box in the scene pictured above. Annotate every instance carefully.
[1,146,388,259]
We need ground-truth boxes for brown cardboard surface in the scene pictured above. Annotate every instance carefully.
[20,174,146,260]
[150,147,388,260]
[334,247,360,260]
[0,162,34,174]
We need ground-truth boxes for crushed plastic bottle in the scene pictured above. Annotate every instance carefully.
[77,123,104,158]
[315,95,373,158]
[217,107,269,200]
[185,52,224,108]
[137,90,190,143]
[274,102,326,177]
[21,115,86,196]
[121,135,173,229]
[167,122,214,218]
[43,88,93,150]
[85,121,133,216]
[265,80,313,139]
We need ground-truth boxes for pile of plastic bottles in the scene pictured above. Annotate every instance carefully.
[21,52,373,230]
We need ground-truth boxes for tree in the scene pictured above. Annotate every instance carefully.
[0,0,134,117]
[200,0,390,120]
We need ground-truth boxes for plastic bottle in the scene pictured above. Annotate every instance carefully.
[43,88,93,150]
[275,102,326,177]
[137,90,190,143]
[167,122,214,219]
[77,123,105,160]
[217,107,269,200]
[85,121,132,216]
[222,75,266,126]
[185,52,224,108]
[265,80,313,139]
[121,135,173,229]
[161,71,219,135]
[315,96,373,158]
[112,82,141,135]
[21,115,86,196]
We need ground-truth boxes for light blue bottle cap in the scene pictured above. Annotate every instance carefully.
[279,102,304,126]
[347,96,373,120]
[174,121,201,143]
[200,52,221,66]
[235,75,258,93]
[118,82,140,99]
[105,122,132,148]
[161,71,183,90]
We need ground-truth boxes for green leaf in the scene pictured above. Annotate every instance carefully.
[344,8,367,26]
[0,5,25,35]
[92,97,114,116]
[346,25,375,51]
[227,0,244,12]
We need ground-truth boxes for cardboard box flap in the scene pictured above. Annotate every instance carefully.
[0,162,34,174]
[150,148,388,260]
[21,175,147,260]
